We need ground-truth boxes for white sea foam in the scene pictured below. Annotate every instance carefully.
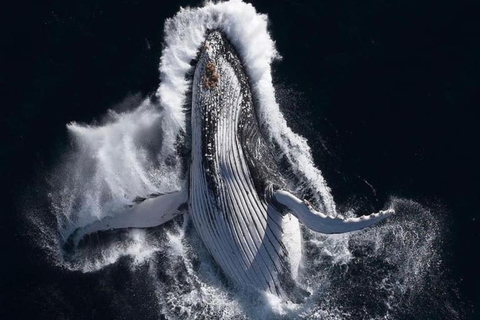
[45,96,183,272]
[57,99,182,235]
[73,229,160,273]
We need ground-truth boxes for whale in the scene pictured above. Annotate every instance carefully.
[69,30,394,299]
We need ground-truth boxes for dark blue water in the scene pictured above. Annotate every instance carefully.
[3,0,478,319]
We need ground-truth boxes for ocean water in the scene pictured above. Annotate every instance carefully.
[4,0,477,319]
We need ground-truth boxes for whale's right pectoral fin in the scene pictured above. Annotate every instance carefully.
[272,190,394,234]
[69,190,188,245]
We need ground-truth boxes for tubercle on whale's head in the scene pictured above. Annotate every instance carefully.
[193,28,254,119]
[199,30,225,90]
[201,30,224,57]
[203,61,219,89]
[195,29,253,98]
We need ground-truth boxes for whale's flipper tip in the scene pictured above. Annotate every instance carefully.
[271,190,394,234]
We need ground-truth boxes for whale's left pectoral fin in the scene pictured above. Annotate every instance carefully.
[271,190,394,234]
[69,190,188,245]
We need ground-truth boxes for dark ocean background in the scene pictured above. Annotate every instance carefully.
[3,0,478,319]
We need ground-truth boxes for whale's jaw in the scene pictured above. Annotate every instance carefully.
[189,31,292,296]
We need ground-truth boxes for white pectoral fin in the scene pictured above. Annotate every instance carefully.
[272,190,394,234]
[71,190,188,245]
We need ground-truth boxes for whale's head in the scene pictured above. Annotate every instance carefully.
[199,31,223,90]
[191,30,283,196]
[193,30,253,114]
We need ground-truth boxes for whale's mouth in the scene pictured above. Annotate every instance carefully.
[29,1,455,319]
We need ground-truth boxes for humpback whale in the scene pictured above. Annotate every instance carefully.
[69,31,394,299]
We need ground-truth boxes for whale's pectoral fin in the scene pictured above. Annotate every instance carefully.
[69,190,188,245]
[271,190,394,234]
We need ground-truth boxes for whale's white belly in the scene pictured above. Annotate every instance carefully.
[189,33,290,295]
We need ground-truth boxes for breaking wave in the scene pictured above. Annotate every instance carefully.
[30,1,459,319]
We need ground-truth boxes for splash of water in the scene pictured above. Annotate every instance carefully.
[33,1,457,319]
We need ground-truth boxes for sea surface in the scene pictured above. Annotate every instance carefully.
[2,0,478,319]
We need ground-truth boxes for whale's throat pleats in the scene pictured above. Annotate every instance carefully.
[189,31,291,296]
